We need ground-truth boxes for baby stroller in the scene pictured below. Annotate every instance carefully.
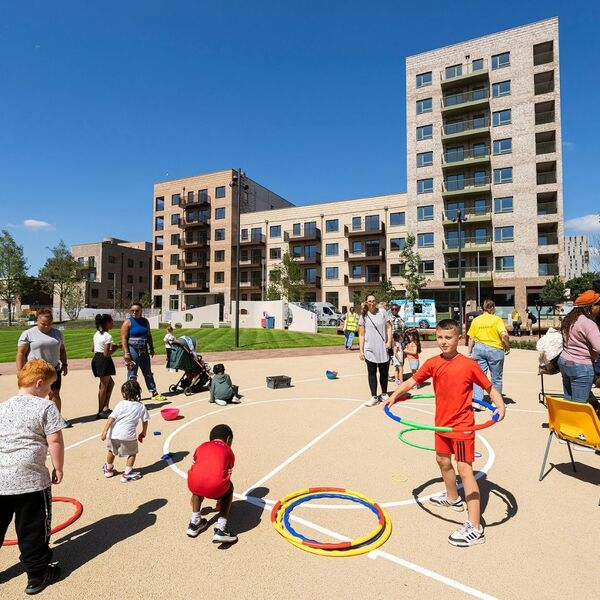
[167,336,211,396]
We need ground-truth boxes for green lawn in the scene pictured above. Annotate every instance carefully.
[0,327,348,363]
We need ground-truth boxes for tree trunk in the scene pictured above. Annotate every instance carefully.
[7,300,12,326]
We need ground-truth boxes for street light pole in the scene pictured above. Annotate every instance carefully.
[230,169,247,349]
[454,208,467,334]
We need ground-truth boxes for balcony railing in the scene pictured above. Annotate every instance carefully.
[345,248,386,261]
[284,227,321,242]
[442,117,490,137]
[240,233,266,245]
[179,237,210,248]
[443,206,492,222]
[303,275,322,288]
[533,51,553,66]
[442,146,490,165]
[443,267,492,280]
[536,141,556,154]
[344,221,385,236]
[180,217,210,228]
[538,264,559,276]
[534,81,554,95]
[345,273,384,285]
[440,59,488,83]
[181,192,211,208]
[178,257,209,269]
[538,234,559,246]
[537,202,558,215]
[442,88,489,109]
[535,110,555,125]
[178,280,209,292]
[240,279,263,289]
[290,252,322,265]
[442,175,491,193]
[537,172,557,185]
[239,255,263,266]
[443,236,492,251]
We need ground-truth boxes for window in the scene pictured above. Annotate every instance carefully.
[169,274,179,285]
[419,260,434,274]
[215,207,225,220]
[269,225,281,238]
[492,52,510,70]
[91,288,99,298]
[108,272,115,281]
[187,191,194,203]
[325,292,339,307]
[107,289,114,299]
[292,223,301,235]
[305,221,317,235]
[214,271,225,284]
[416,124,433,141]
[494,167,513,184]
[417,151,433,168]
[495,226,514,242]
[390,212,405,226]
[365,215,380,231]
[352,216,361,230]
[325,219,339,233]
[171,214,180,226]
[391,263,405,277]
[155,216,164,231]
[472,58,484,71]
[269,247,281,260]
[325,243,339,256]
[170,233,180,246]
[171,193,180,206]
[155,197,164,211]
[199,188,208,202]
[416,97,432,114]
[214,228,225,241]
[417,232,434,248]
[493,138,512,155]
[416,71,432,88]
[417,205,434,221]
[215,186,226,198]
[445,64,462,79]
[325,267,339,280]
[492,109,511,126]
[390,238,406,251]
[127,259,134,268]
[154,236,163,250]
[417,178,433,194]
[214,250,225,262]
[492,81,511,98]
[170,254,178,266]
[495,256,514,272]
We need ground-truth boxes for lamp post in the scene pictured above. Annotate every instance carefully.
[230,169,248,349]
[453,208,467,334]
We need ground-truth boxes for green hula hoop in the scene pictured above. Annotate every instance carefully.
[397,418,452,433]
[402,393,436,400]
[398,427,436,452]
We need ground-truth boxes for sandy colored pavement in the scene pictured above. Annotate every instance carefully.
[1,348,598,599]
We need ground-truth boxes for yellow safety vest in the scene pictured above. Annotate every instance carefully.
[344,313,359,332]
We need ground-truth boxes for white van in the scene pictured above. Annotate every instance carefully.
[391,299,437,329]
[291,302,342,326]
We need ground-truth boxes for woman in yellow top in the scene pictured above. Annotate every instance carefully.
[467,300,510,403]
[511,308,522,337]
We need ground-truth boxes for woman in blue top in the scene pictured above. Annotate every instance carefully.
[120,303,164,401]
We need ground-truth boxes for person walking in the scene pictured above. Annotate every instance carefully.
[524,308,536,336]
[340,306,359,350]
[511,308,522,337]
[359,295,393,407]
[467,300,510,404]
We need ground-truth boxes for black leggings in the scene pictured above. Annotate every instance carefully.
[365,360,389,397]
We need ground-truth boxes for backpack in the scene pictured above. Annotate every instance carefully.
[530,313,537,325]
[536,328,562,375]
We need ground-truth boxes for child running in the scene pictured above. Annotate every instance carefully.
[164,325,175,373]
[403,328,422,382]
[209,363,240,406]
[0,359,66,594]
[100,380,149,482]
[186,424,238,544]
[91,313,121,419]
[385,319,506,546]
[391,331,404,385]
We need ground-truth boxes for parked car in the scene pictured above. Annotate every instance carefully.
[291,302,342,326]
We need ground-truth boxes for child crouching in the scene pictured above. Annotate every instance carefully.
[209,363,240,406]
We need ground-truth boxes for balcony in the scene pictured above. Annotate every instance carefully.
[442,267,492,283]
[442,146,490,170]
[303,275,322,289]
[240,279,263,290]
[345,248,386,262]
[442,206,492,224]
[239,255,263,267]
[537,201,558,216]
[538,263,559,276]
[344,221,385,237]
[440,60,489,88]
[180,217,210,229]
[181,192,211,208]
[533,42,554,66]
[442,117,490,142]
[178,280,209,293]
[442,175,491,197]
[240,233,266,245]
[441,88,489,116]
[179,237,210,249]
[291,252,322,265]
[178,257,209,269]
[537,171,557,186]
[344,273,384,286]
[536,140,556,155]
[284,227,321,242]
[442,237,492,254]
[538,233,559,246]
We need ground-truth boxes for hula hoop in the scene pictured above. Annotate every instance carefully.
[2,496,83,547]
[397,427,437,451]
[271,487,392,557]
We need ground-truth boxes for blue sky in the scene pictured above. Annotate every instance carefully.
[2,1,599,272]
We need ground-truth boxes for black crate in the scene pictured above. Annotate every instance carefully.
[266,375,291,389]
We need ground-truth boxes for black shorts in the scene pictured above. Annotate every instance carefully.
[91,353,116,378]
[51,367,61,391]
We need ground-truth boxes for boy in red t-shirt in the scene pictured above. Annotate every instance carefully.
[186,424,237,543]
[385,319,505,546]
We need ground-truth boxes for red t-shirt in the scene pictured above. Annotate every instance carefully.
[187,439,235,498]
[412,353,491,438]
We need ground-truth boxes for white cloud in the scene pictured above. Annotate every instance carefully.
[565,214,600,233]
[23,219,54,231]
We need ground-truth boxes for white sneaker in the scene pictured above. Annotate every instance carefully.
[429,493,464,512]
[231,396,241,404]
[448,521,485,547]
[215,398,227,406]
[102,464,114,478]
[365,395,381,407]
[380,393,390,402]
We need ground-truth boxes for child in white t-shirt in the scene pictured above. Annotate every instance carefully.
[100,380,149,482]
[164,325,175,373]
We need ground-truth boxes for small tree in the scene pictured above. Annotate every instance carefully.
[0,230,28,325]
[38,241,83,322]
[400,234,427,312]
[565,272,600,300]
[374,276,397,306]
[266,252,305,302]
[139,291,153,308]
[541,274,566,311]
[63,283,85,320]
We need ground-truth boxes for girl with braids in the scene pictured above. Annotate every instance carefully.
[557,290,600,410]
[91,314,121,419]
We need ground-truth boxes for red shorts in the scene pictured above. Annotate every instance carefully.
[187,477,231,500]
[434,433,475,463]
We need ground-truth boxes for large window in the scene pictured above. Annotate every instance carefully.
[215,186,226,198]
[419,260,435,274]
[325,219,339,233]
[269,247,281,260]
[155,197,164,211]
[390,212,405,226]
[169,274,179,285]
[390,238,406,251]
[390,263,405,277]
[155,216,164,231]
[215,207,225,219]
[325,267,339,280]
[325,243,339,256]
[199,188,208,202]
[417,205,434,221]
[214,228,225,241]
[445,64,462,79]
[493,109,511,127]
[214,250,225,262]
[417,178,433,194]
[214,271,225,283]
[171,213,181,226]
[492,81,511,98]
[495,256,514,272]
[170,254,178,266]
[417,151,433,167]
[493,167,513,184]
[269,225,281,238]
[416,71,432,88]
[416,124,433,141]
[417,233,434,248]
[171,193,180,206]
[493,138,512,155]
[494,196,513,213]
[492,52,510,70]
[494,226,514,242]
[416,98,432,114]
[170,233,180,246]
[154,236,163,250]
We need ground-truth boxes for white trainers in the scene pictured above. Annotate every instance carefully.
[448,521,485,547]
[380,393,390,402]
[120,471,142,483]
[215,398,227,406]
[429,493,464,512]
[231,396,241,404]
[365,395,381,407]
[102,464,114,478]
[186,518,208,538]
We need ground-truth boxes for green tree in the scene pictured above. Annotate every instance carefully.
[63,283,85,320]
[373,276,398,306]
[541,274,566,309]
[38,241,83,321]
[139,291,153,308]
[399,233,427,312]
[0,230,28,325]
[565,272,600,299]
[266,252,305,301]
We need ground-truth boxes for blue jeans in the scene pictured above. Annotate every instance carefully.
[128,344,157,394]
[472,343,505,400]
[557,357,595,403]
[344,331,355,348]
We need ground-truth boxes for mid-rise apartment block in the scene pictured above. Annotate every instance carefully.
[71,237,152,309]
[564,235,589,280]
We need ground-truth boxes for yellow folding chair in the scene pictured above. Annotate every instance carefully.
[539,395,600,504]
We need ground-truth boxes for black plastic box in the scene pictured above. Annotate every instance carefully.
[266,375,292,389]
